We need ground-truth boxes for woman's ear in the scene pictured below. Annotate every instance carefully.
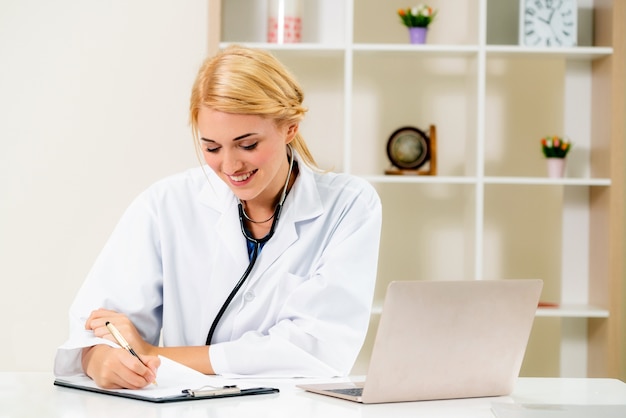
[285,123,299,144]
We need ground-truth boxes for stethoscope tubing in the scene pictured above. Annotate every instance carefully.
[205,238,260,345]
[205,147,294,345]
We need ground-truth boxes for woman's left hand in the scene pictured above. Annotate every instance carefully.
[85,308,154,356]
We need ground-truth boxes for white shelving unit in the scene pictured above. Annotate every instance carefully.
[212,0,624,378]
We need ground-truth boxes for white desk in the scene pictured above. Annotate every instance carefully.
[1,374,625,418]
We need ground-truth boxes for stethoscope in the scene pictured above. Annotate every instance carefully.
[205,146,295,345]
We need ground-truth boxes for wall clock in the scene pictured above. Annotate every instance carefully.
[385,125,437,175]
[519,0,577,47]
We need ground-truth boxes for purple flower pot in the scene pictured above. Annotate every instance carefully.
[408,27,428,44]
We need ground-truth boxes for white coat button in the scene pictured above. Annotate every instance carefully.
[244,291,255,302]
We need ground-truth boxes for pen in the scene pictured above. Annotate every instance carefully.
[105,321,158,386]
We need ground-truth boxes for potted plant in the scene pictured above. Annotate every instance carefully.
[541,136,572,178]
[397,4,438,44]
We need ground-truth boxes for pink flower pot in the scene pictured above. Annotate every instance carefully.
[546,158,566,178]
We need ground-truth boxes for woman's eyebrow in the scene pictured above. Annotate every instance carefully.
[200,133,258,143]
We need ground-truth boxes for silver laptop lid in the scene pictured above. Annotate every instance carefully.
[361,279,543,403]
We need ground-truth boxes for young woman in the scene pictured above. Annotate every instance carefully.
[54,45,382,389]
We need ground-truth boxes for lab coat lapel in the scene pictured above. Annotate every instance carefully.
[245,163,323,284]
[216,199,250,272]
[198,172,249,273]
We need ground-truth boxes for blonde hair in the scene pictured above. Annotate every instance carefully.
[190,45,318,169]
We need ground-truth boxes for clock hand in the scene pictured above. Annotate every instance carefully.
[537,8,555,25]
[536,14,550,24]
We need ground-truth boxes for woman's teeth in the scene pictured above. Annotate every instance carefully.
[230,170,256,182]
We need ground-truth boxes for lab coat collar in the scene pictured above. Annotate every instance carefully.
[248,159,325,286]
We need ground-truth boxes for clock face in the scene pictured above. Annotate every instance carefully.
[520,0,577,47]
[386,127,430,170]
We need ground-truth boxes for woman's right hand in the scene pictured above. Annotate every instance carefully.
[81,345,160,389]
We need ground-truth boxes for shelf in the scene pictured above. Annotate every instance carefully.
[371,304,609,319]
[486,46,613,60]
[363,175,476,185]
[483,177,611,186]
[219,42,612,61]
[362,175,610,186]
[352,44,479,57]
[536,304,610,318]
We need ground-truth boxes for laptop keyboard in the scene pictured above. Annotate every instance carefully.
[328,387,363,397]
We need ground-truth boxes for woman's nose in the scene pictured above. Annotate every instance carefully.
[221,150,243,174]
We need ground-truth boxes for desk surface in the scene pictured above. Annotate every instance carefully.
[1,374,626,418]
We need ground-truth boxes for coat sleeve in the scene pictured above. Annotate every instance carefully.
[209,177,382,377]
[53,190,164,377]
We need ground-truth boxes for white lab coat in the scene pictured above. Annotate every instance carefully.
[54,154,382,377]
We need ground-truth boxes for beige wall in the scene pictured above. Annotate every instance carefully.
[0,0,207,372]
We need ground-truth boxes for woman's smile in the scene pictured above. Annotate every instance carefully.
[228,169,257,184]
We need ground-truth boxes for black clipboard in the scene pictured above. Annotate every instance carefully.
[54,379,279,403]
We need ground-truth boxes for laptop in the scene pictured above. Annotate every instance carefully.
[298,279,543,404]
